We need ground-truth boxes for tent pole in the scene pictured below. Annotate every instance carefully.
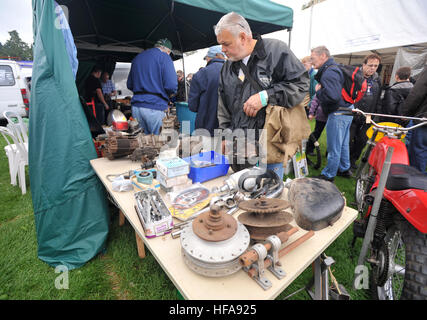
[288,30,292,48]
[182,55,187,101]
[308,4,314,53]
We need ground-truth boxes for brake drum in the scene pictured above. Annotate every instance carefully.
[180,205,250,277]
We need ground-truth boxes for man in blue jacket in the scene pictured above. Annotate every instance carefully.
[311,46,353,182]
[127,38,178,134]
[188,45,226,137]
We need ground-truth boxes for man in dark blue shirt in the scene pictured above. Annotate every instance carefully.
[311,46,353,182]
[188,45,226,137]
[127,38,178,134]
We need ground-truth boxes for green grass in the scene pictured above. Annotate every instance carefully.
[0,120,370,300]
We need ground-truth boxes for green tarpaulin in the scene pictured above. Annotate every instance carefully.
[30,0,109,270]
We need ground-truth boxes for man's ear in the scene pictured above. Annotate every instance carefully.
[239,31,248,44]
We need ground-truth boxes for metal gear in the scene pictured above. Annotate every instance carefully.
[238,197,290,214]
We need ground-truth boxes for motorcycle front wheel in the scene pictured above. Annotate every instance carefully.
[371,218,427,300]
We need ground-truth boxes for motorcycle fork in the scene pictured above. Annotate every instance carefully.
[355,129,378,179]
[356,147,394,272]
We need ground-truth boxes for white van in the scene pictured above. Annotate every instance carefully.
[0,60,30,119]
[111,62,132,99]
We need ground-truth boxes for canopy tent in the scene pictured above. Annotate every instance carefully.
[29,0,295,270]
[56,0,294,62]
[290,0,427,85]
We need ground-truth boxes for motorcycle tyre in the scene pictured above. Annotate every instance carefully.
[371,217,427,300]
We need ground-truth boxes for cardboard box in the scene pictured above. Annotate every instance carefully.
[157,172,190,188]
[156,157,190,178]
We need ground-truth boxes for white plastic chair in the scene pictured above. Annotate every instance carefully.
[0,126,28,194]
[3,111,29,149]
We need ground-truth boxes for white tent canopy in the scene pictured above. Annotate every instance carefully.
[291,0,427,58]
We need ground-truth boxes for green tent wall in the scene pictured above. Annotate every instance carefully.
[30,0,109,270]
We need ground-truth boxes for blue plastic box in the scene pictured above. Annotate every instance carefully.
[182,151,230,183]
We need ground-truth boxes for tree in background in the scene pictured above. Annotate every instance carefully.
[0,30,33,61]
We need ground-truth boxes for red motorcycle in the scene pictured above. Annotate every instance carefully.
[346,108,427,300]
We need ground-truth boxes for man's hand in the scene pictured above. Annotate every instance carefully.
[315,83,322,92]
[308,114,315,120]
[243,93,263,117]
[104,103,110,111]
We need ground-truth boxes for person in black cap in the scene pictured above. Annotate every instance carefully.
[127,38,178,134]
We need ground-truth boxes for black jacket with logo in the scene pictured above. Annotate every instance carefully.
[217,35,309,133]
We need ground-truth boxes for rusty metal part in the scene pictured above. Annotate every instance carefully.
[181,220,250,277]
[192,204,238,242]
[130,146,159,162]
[246,230,315,279]
[245,224,294,241]
[238,197,290,214]
[239,227,299,267]
[238,210,293,228]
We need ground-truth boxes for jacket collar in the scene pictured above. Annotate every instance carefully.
[315,57,336,81]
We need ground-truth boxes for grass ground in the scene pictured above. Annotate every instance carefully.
[0,120,370,300]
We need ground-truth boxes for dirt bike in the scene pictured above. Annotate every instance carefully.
[343,108,427,300]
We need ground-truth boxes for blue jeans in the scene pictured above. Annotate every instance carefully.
[408,126,427,173]
[321,110,353,179]
[132,106,166,135]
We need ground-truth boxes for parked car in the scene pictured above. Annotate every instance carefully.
[0,60,31,119]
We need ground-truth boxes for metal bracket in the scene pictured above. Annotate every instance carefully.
[249,243,271,290]
[266,235,286,279]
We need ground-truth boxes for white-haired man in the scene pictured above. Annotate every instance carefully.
[127,38,178,134]
[215,12,309,179]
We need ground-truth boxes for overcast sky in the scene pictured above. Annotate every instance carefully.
[0,0,33,44]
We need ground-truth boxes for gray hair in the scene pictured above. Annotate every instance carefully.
[311,46,330,58]
[214,12,252,38]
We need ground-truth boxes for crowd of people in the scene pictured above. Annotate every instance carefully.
[84,11,426,178]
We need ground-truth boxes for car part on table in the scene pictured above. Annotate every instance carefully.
[287,178,345,231]
[130,146,159,163]
[242,230,315,290]
[212,167,284,199]
[134,189,173,238]
[238,197,294,241]
[107,109,129,131]
[136,133,169,151]
[103,132,139,160]
[180,203,250,277]
[171,193,244,238]
[238,228,297,290]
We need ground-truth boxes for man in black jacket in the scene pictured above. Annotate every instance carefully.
[382,66,413,121]
[402,66,427,172]
[349,54,382,169]
[215,12,308,179]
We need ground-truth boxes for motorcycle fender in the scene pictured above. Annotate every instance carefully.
[384,189,427,234]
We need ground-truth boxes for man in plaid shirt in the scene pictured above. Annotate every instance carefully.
[101,71,117,97]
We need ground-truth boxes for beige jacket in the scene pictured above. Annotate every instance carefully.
[259,103,311,164]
